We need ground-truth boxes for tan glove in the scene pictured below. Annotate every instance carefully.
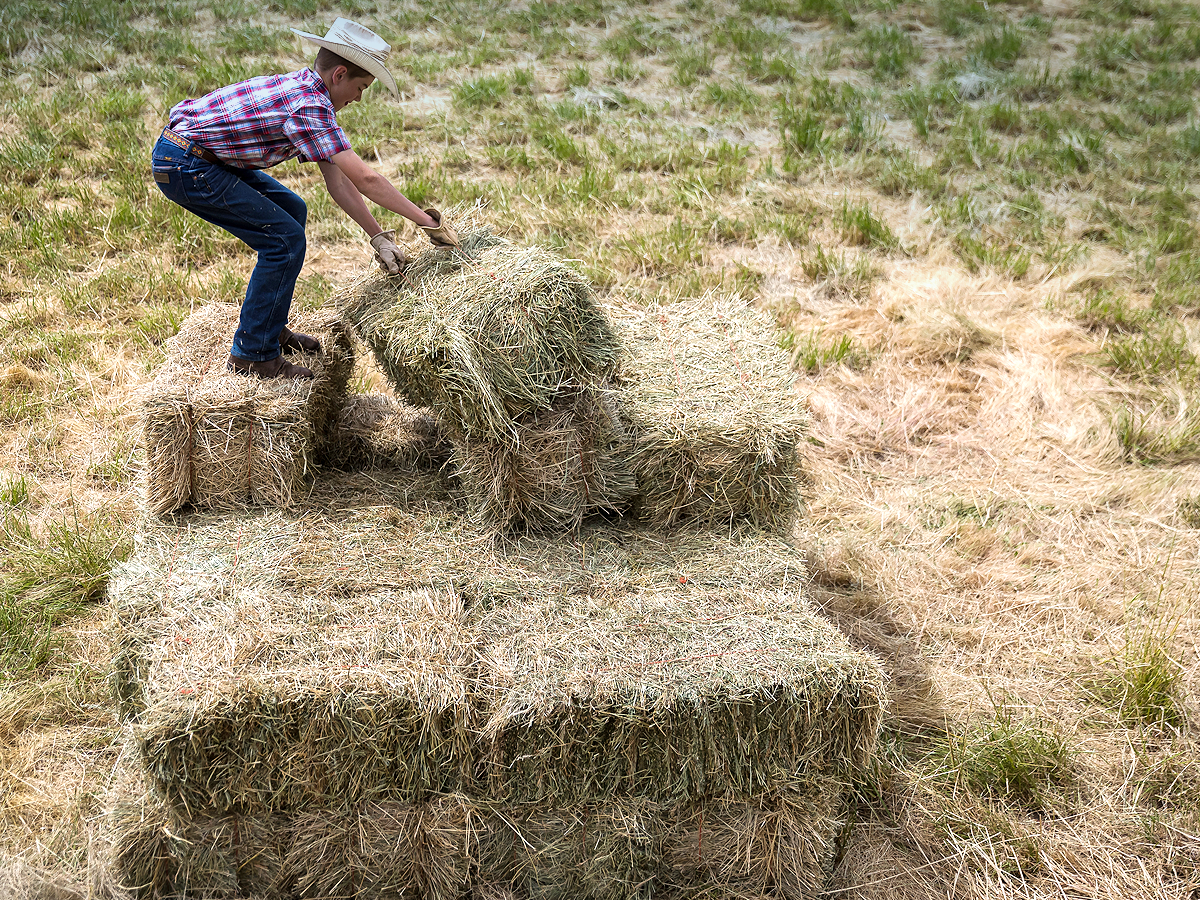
[421,208,461,248]
[369,230,408,275]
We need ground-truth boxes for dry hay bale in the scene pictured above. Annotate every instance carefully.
[470,798,661,900]
[322,393,447,471]
[470,782,844,900]
[448,384,637,532]
[660,784,846,900]
[285,796,471,900]
[337,205,622,442]
[141,303,354,516]
[108,516,473,815]
[106,785,470,900]
[472,585,884,806]
[614,295,808,530]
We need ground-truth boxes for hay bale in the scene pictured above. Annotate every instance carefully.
[448,384,637,532]
[110,516,473,813]
[107,784,471,900]
[322,393,448,471]
[472,587,884,805]
[141,303,354,515]
[107,785,842,900]
[338,207,621,442]
[614,296,808,530]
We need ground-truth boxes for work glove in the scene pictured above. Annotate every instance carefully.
[421,208,461,248]
[369,230,407,275]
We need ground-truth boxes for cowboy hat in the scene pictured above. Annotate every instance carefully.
[292,18,398,99]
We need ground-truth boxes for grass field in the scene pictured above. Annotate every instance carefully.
[1,0,1199,895]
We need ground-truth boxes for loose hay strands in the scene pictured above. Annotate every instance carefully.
[141,303,353,515]
[110,498,884,817]
[338,202,622,442]
[322,393,448,471]
[613,294,808,530]
[448,384,637,532]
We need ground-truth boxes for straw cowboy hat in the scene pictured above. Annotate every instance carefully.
[292,18,398,99]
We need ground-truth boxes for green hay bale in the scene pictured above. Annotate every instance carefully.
[448,384,637,532]
[338,206,621,443]
[141,304,354,516]
[614,296,808,530]
[322,393,448,471]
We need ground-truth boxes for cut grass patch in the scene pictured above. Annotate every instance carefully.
[782,327,870,373]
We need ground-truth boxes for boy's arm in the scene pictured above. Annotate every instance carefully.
[317,159,386,235]
[324,150,437,228]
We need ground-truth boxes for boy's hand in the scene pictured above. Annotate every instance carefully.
[370,230,407,274]
[421,208,461,248]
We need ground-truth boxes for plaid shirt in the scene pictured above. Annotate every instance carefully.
[168,68,351,168]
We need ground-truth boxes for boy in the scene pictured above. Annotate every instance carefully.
[151,18,457,379]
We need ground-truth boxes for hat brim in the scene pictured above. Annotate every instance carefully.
[292,28,399,99]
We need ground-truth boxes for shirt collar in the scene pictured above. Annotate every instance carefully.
[299,66,332,101]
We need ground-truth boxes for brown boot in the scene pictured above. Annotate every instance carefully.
[279,325,321,354]
[227,353,314,380]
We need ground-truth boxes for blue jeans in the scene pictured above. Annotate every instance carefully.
[151,133,307,363]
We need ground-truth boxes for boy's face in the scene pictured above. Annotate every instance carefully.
[327,67,375,111]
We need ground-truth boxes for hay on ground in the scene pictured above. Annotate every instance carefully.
[322,393,447,471]
[614,296,808,530]
[338,205,621,442]
[141,304,353,515]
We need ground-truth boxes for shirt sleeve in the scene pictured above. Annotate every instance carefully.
[283,103,352,163]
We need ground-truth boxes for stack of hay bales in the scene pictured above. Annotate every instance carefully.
[106,500,886,899]
[340,214,635,531]
[141,304,354,515]
[339,210,806,532]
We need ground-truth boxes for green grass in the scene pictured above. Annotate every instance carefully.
[937,707,1073,810]
[1088,598,1185,730]
[1099,324,1196,380]
[1111,396,1200,464]
[839,199,900,250]
[738,0,857,28]
[781,327,869,373]
[453,74,510,108]
[856,24,921,81]
[0,505,131,676]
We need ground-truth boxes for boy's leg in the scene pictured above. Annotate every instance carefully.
[151,137,307,363]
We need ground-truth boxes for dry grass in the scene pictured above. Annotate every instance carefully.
[5,0,1200,897]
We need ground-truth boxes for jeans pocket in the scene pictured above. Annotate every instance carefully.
[151,162,183,200]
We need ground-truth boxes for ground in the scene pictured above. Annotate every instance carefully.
[1,0,1199,896]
